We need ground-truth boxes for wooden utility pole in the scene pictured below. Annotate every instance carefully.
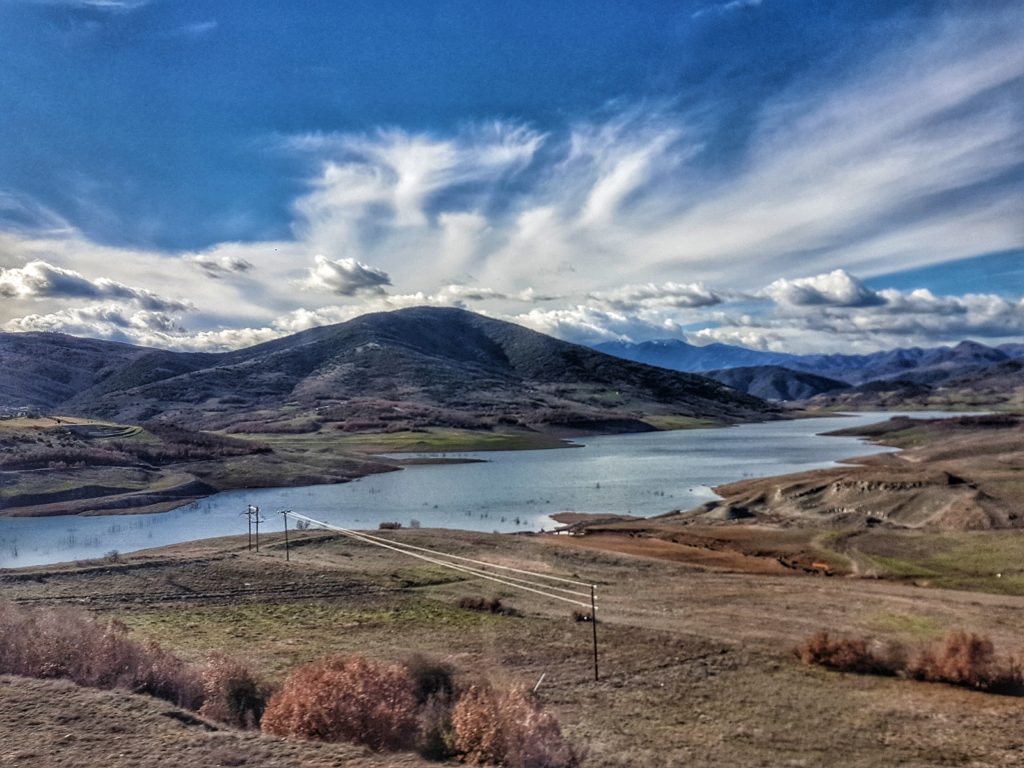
[281,510,291,561]
[254,506,262,552]
[591,584,599,681]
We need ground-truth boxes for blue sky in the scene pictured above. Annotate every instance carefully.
[0,0,1021,352]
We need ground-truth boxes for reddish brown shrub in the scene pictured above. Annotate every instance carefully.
[260,655,419,750]
[199,653,274,728]
[450,685,580,768]
[0,601,202,709]
[795,631,900,676]
[908,631,1023,693]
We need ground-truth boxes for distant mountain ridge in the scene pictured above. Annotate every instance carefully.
[595,338,1024,401]
[0,307,777,432]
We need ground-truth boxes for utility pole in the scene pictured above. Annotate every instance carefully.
[280,510,291,561]
[591,584,599,682]
[242,505,256,551]
[253,506,262,552]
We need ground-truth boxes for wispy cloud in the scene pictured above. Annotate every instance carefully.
[0,7,1020,354]
[692,0,763,21]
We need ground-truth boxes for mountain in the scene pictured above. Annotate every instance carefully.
[595,338,1021,398]
[808,359,1024,411]
[702,366,850,401]
[1,307,778,432]
[0,333,151,409]
[594,339,795,372]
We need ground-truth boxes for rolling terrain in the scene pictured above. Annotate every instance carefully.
[0,308,778,517]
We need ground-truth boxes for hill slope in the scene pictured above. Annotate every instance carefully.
[4,308,778,432]
[702,366,849,401]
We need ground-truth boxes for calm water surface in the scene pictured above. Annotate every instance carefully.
[0,412,954,567]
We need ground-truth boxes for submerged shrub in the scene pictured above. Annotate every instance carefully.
[451,684,580,768]
[260,655,419,750]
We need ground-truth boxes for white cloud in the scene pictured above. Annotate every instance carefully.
[588,281,723,312]
[0,260,191,312]
[299,255,392,296]
[762,269,883,307]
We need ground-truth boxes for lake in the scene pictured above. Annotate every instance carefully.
[0,412,947,568]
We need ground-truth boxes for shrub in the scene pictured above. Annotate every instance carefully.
[450,685,580,768]
[797,629,1024,695]
[795,631,900,676]
[379,521,403,530]
[417,693,457,761]
[457,596,522,617]
[404,654,456,705]
[0,601,202,709]
[199,653,274,729]
[907,631,1023,693]
[261,655,419,750]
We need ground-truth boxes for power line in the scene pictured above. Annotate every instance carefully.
[287,513,593,608]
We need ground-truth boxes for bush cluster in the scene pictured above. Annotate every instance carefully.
[0,601,270,722]
[797,629,1023,694]
[0,601,579,764]
[261,653,579,766]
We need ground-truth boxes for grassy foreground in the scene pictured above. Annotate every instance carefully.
[3,528,1024,767]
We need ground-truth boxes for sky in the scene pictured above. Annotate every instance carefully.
[0,0,1021,354]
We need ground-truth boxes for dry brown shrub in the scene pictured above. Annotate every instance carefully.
[457,596,522,617]
[450,684,580,768]
[908,630,1024,693]
[199,653,274,729]
[795,631,900,676]
[0,601,202,709]
[260,655,419,750]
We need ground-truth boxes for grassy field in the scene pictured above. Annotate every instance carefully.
[4,530,1024,767]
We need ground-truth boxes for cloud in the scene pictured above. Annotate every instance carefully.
[4,304,184,343]
[178,20,217,37]
[298,255,392,296]
[588,281,723,312]
[0,260,191,312]
[688,276,1024,353]
[185,253,254,278]
[762,269,884,307]
[692,0,763,20]
[34,0,154,11]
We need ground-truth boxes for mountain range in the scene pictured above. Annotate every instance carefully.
[596,338,1024,402]
[0,307,776,432]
